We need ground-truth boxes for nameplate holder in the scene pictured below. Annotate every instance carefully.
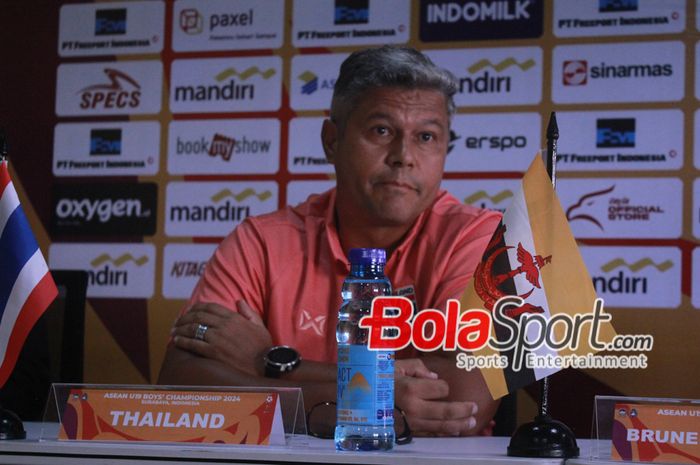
[594,396,700,464]
[41,384,306,445]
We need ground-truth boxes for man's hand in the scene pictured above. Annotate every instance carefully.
[171,301,272,376]
[394,358,478,437]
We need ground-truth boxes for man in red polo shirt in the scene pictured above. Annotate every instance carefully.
[159,46,501,437]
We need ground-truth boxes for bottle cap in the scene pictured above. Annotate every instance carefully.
[349,248,386,265]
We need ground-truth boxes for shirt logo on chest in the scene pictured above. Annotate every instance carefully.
[298,309,326,336]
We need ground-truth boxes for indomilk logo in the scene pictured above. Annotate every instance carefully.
[563,60,672,86]
[425,1,532,23]
[79,68,141,110]
[596,119,635,148]
[334,0,369,25]
[174,66,275,103]
[90,129,122,155]
[592,257,671,295]
[180,9,203,34]
[88,252,148,287]
[170,188,271,223]
[459,57,535,94]
[95,9,126,35]
[298,71,318,95]
[599,0,638,13]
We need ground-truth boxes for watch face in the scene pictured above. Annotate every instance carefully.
[268,346,298,365]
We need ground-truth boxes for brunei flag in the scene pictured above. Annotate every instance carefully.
[460,155,616,399]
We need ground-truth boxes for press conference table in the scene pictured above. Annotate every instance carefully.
[0,423,608,465]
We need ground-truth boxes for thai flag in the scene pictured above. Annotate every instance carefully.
[0,159,57,387]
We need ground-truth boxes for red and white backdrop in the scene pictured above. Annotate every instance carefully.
[1,0,699,431]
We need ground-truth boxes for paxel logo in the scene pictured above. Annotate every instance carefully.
[299,71,318,95]
[596,118,635,148]
[459,57,535,94]
[599,0,638,13]
[173,66,275,103]
[95,9,126,35]
[79,68,141,110]
[180,9,203,34]
[90,129,122,155]
[334,0,369,25]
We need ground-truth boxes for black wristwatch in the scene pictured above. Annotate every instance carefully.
[264,345,301,378]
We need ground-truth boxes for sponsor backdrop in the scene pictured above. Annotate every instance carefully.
[1,0,699,432]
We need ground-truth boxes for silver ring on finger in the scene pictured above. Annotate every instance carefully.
[194,323,208,342]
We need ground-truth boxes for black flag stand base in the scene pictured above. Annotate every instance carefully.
[0,406,26,440]
[507,414,579,458]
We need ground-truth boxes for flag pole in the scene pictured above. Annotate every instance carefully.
[0,129,27,440]
[507,112,579,458]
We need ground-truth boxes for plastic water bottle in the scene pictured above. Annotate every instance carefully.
[335,248,394,451]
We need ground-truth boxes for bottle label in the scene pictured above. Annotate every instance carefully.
[336,345,394,427]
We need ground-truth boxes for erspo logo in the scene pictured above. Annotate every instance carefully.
[172,0,283,51]
[167,119,279,175]
[56,61,162,116]
[420,0,543,41]
[49,243,155,298]
[552,42,684,103]
[582,246,681,308]
[558,178,682,239]
[54,122,159,177]
[444,112,540,172]
[556,110,682,171]
[58,1,163,57]
[165,181,278,237]
[427,47,542,106]
[170,57,282,113]
[162,243,217,299]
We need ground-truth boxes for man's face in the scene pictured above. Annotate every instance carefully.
[324,87,450,228]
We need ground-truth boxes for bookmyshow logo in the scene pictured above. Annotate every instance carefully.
[562,60,673,86]
[175,133,272,161]
[458,57,536,95]
[173,66,275,103]
[79,68,141,110]
[179,7,253,35]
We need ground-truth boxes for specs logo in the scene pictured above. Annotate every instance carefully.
[95,8,126,36]
[180,9,203,34]
[596,119,635,148]
[90,129,122,155]
[334,0,369,25]
[599,0,638,13]
[79,68,141,110]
